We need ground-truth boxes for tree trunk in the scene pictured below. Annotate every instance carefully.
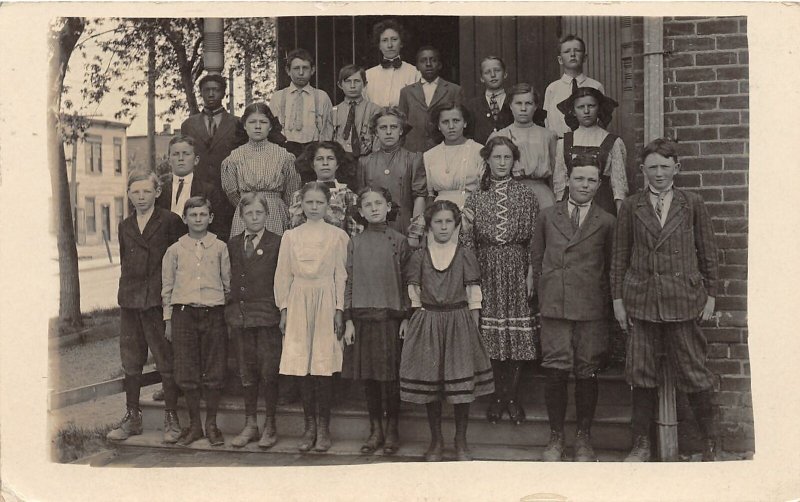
[147,32,157,172]
[49,18,86,326]
[244,53,252,106]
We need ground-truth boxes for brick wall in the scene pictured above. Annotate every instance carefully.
[626,17,752,452]
[663,16,751,452]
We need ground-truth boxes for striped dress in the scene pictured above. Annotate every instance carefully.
[462,177,539,361]
[221,139,302,239]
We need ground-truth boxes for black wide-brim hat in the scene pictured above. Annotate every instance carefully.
[557,87,619,130]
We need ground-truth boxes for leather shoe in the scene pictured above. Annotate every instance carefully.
[573,431,597,462]
[258,416,278,449]
[702,438,718,462]
[162,410,182,444]
[176,425,204,447]
[230,417,259,448]
[624,435,651,462]
[106,408,143,441]
[542,431,565,461]
[206,423,224,446]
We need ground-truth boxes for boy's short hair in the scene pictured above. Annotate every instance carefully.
[369,106,408,136]
[558,34,586,53]
[168,134,197,155]
[569,153,603,177]
[372,19,408,47]
[198,74,227,90]
[183,195,213,217]
[424,199,462,229]
[415,45,441,61]
[508,82,542,107]
[480,55,506,72]
[285,48,314,68]
[640,138,679,164]
[338,64,367,85]
[238,192,269,214]
[127,169,160,190]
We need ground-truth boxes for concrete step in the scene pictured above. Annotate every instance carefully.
[221,365,632,406]
[118,431,627,463]
[141,393,632,452]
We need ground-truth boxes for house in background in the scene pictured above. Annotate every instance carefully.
[127,123,176,180]
[65,118,129,246]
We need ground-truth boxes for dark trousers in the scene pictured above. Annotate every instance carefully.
[172,305,227,390]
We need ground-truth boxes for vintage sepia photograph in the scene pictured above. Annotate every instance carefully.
[45,13,754,471]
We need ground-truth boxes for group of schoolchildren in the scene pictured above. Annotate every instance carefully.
[106,18,721,463]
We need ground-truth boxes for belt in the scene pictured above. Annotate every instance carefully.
[175,304,224,311]
[421,301,468,312]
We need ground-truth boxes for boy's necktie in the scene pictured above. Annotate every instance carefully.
[571,77,579,94]
[205,108,222,137]
[489,93,499,120]
[650,187,672,223]
[174,178,185,207]
[244,233,256,259]
[343,100,356,141]
[569,200,589,230]
[292,90,305,131]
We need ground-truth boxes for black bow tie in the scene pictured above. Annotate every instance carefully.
[322,181,336,188]
[381,57,402,69]
[203,108,224,117]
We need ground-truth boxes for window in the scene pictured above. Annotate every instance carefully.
[115,197,124,226]
[85,136,102,174]
[113,138,123,175]
[85,197,96,233]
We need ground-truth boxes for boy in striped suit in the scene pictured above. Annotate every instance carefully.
[611,138,719,462]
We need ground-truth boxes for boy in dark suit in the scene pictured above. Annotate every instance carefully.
[226,193,284,449]
[157,135,226,235]
[531,154,615,462]
[611,138,719,462]
[398,46,462,153]
[107,170,186,443]
[465,56,514,145]
[180,74,248,241]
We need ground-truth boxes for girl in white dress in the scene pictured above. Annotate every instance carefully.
[423,102,484,210]
[275,182,350,453]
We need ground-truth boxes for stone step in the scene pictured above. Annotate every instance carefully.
[141,393,632,452]
[221,365,632,406]
[119,431,628,463]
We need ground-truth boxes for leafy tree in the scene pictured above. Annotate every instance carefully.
[50,17,87,326]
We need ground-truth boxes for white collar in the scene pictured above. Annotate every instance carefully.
[422,77,440,86]
[173,172,194,184]
[560,73,587,85]
[289,82,313,94]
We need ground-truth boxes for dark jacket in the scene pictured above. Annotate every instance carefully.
[532,200,616,321]
[464,93,514,146]
[155,176,225,237]
[117,208,185,309]
[180,111,248,239]
[225,230,282,328]
[398,78,462,153]
[610,189,719,322]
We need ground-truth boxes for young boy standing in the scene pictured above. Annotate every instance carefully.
[156,135,226,235]
[543,35,605,138]
[269,48,334,171]
[531,155,616,462]
[107,171,186,443]
[332,65,381,159]
[611,138,719,462]
[464,56,514,145]
[162,196,231,446]
[398,46,462,153]
[226,193,284,449]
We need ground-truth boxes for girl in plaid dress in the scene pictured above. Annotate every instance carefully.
[287,141,362,237]
[222,103,302,240]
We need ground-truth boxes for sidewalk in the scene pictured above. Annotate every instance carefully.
[76,242,120,272]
